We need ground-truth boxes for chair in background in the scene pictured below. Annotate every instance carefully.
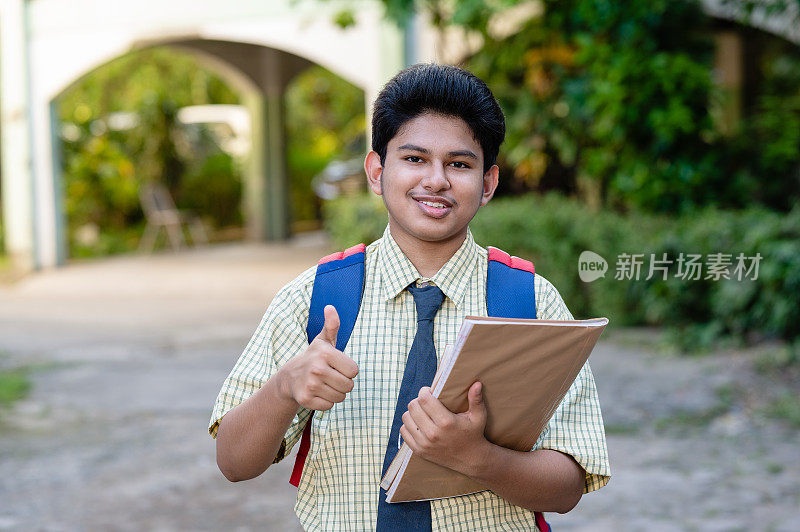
[138,182,209,253]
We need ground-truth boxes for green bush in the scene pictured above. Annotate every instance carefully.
[467,0,737,213]
[643,205,800,348]
[285,65,366,224]
[179,152,242,229]
[322,193,388,247]
[470,194,666,326]
[0,368,30,407]
[323,192,800,347]
[69,223,146,260]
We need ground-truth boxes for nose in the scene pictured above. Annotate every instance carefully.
[420,163,450,192]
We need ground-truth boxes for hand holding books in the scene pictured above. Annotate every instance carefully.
[381,316,609,503]
[399,381,489,477]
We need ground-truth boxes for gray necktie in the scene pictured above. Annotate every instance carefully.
[376,283,445,531]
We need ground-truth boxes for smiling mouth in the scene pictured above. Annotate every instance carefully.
[413,197,453,218]
[418,200,448,208]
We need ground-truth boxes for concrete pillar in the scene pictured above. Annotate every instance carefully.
[49,100,67,264]
[29,91,64,268]
[243,50,289,242]
[263,85,289,241]
[0,0,36,271]
[714,30,743,135]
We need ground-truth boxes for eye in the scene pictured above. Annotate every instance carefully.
[404,155,423,163]
[449,161,471,169]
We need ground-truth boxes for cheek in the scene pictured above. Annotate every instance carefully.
[461,180,487,207]
[382,173,415,199]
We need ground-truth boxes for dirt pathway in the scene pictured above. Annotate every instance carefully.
[0,239,797,531]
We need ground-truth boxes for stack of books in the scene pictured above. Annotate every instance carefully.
[380,316,609,503]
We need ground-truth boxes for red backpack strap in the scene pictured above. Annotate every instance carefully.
[535,511,552,531]
[289,243,366,487]
[289,418,314,486]
[316,243,367,266]
[487,246,535,273]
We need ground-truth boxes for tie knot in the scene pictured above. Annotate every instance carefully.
[407,283,445,322]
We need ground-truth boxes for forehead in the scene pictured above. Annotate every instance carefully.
[389,112,481,152]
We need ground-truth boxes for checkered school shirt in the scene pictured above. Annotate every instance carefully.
[210,225,610,531]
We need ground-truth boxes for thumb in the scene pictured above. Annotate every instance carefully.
[467,382,486,421]
[318,305,340,346]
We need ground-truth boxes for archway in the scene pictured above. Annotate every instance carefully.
[0,0,404,269]
[53,43,366,259]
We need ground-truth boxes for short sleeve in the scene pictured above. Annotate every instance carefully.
[532,274,611,493]
[208,265,317,463]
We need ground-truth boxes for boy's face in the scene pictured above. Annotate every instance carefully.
[365,112,499,250]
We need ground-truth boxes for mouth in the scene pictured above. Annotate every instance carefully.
[412,196,453,218]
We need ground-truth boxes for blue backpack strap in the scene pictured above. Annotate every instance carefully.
[306,243,367,350]
[289,243,366,487]
[487,246,548,530]
[486,246,537,319]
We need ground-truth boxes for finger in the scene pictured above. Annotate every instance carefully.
[305,397,335,411]
[317,305,340,346]
[309,381,347,405]
[407,400,440,441]
[321,367,355,395]
[297,388,336,411]
[400,412,428,448]
[467,381,487,421]
[416,387,454,425]
[399,424,421,452]
[327,350,359,380]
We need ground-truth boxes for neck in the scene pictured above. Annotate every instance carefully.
[389,224,468,278]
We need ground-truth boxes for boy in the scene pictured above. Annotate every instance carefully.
[210,64,610,531]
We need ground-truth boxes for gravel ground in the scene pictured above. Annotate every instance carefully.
[0,239,797,531]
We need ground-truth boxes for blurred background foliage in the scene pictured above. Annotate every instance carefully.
[285,67,366,227]
[32,0,800,350]
[58,48,242,258]
[321,0,800,350]
[325,192,800,349]
[356,0,800,213]
[57,48,364,257]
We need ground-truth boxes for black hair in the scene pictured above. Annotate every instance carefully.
[371,63,506,173]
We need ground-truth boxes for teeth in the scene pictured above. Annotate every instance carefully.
[420,200,446,208]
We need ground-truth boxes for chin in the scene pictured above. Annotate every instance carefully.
[412,227,463,243]
[389,213,467,245]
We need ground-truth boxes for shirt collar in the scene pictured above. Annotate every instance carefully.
[377,225,479,310]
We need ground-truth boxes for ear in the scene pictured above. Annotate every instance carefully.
[480,164,499,206]
[364,151,384,196]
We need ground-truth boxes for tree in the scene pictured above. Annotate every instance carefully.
[330,0,800,213]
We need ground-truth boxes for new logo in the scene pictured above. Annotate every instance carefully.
[578,251,608,282]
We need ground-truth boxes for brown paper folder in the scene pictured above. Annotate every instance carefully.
[381,316,608,503]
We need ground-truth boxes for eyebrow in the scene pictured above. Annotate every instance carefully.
[397,144,479,160]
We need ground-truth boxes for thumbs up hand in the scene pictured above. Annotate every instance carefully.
[277,305,359,411]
